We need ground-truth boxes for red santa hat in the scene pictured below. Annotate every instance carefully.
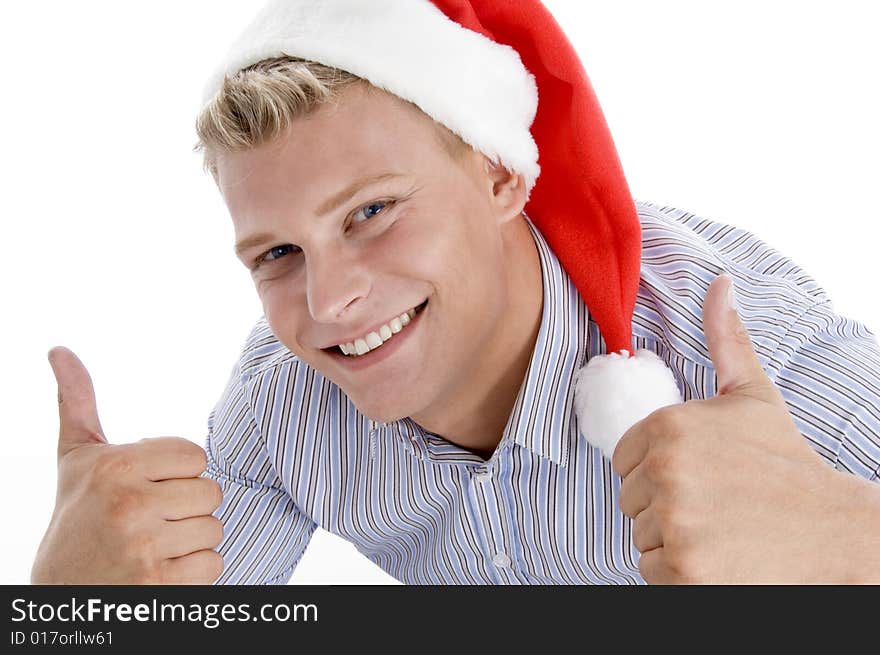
[201,0,683,459]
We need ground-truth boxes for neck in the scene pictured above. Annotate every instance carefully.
[411,216,543,460]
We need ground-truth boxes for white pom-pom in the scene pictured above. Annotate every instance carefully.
[573,349,683,459]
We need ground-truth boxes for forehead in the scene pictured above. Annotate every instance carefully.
[216,84,476,252]
[216,84,447,204]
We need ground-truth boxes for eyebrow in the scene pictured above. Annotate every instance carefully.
[315,172,404,216]
[234,172,405,258]
[234,231,278,259]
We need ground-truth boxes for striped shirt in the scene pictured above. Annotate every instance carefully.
[204,200,880,584]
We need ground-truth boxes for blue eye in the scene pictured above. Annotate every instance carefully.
[266,245,297,261]
[353,200,390,223]
[254,244,299,268]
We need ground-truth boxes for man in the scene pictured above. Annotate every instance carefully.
[33,0,880,584]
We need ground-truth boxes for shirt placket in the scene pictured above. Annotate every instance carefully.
[374,417,523,583]
[465,449,521,584]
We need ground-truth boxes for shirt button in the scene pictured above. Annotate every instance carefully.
[473,468,492,483]
[492,553,512,568]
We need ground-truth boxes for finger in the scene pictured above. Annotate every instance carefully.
[156,515,224,559]
[632,507,662,553]
[611,419,649,478]
[702,274,773,398]
[637,547,676,585]
[48,346,107,457]
[133,437,209,481]
[618,460,653,518]
[150,477,223,520]
[162,549,225,585]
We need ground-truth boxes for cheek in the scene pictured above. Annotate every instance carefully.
[256,279,305,343]
[385,207,475,281]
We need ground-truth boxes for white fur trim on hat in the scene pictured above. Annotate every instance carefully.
[201,0,541,191]
[573,349,684,460]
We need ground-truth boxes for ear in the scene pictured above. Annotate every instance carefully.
[483,156,527,225]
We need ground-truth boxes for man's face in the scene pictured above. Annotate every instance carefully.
[216,83,520,423]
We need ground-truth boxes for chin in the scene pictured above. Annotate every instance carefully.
[351,397,412,425]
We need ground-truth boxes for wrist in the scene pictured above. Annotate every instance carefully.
[824,469,880,584]
[30,549,54,585]
[30,519,63,585]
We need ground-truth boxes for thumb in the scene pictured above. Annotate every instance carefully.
[702,274,777,400]
[48,346,108,457]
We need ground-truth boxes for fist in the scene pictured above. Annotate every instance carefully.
[612,274,849,584]
[31,347,225,584]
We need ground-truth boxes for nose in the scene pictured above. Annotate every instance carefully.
[305,245,370,323]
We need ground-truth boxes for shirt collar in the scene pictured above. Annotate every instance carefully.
[498,216,588,466]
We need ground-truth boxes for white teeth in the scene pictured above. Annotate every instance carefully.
[337,303,425,358]
[365,332,383,350]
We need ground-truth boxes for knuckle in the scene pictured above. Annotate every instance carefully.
[91,448,135,481]
[136,560,166,585]
[178,441,208,474]
[618,483,641,520]
[175,551,224,585]
[144,437,208,474]
[106,488,146,523]
[643,448,666,477]
[645,444,682,484]
[206,517,224,548]
[638,551,665,584]
[652,501,698,568]
[652,497,683,534]
[632,519,649,552]
[195,449,209,474]
[666,546,705,584]
[206,479,224,510]
[122,538,162,583]
[650,405,689,437]
[616,484,630,516]
[127,532,157,559]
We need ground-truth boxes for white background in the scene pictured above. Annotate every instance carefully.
[1,1,877,584]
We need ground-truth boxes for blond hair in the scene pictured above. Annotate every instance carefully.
[194,56,468,178]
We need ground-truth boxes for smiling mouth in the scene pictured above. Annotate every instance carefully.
[322,299,429,357]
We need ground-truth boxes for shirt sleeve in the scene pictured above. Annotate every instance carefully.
[201,356,318,584]
[770,298,880,482]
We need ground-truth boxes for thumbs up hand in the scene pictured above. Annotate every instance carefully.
[31,347,224,584]
[612,274,877,584]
